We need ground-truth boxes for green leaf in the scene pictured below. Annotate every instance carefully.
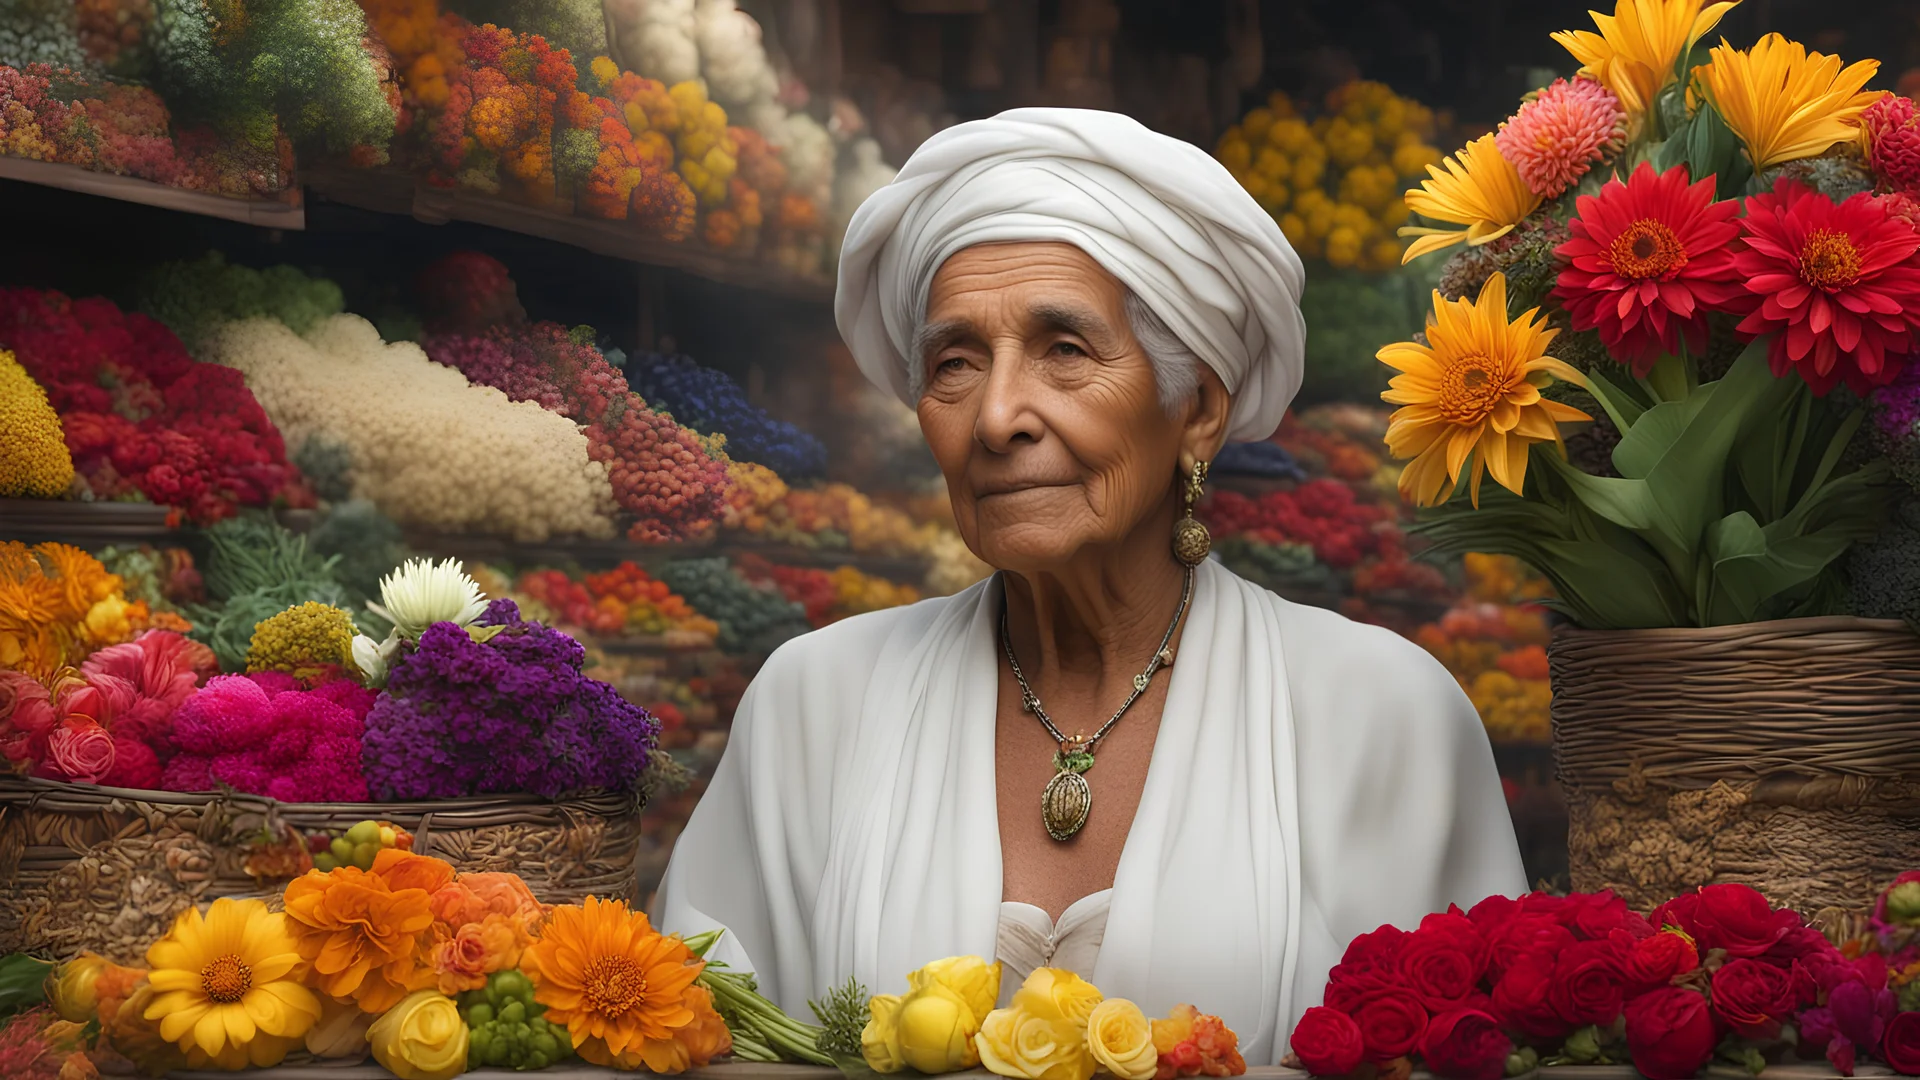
[0,953,54,1020]
[1581,365,1647,431]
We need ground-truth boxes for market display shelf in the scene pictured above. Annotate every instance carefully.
[399,528,933,585]
[161,1062,1879,1080]
[0,497,182,545]
[305,166,833,304]
[0,156,306,229]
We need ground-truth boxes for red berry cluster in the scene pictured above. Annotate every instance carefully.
[0,289,310,521]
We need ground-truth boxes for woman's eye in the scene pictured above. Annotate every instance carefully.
[936,356,968,375]
[1050,341,1086,357]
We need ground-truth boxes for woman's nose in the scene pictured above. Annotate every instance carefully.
[974,345,1044,451]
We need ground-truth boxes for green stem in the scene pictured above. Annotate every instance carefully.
[1645,352,1690,403]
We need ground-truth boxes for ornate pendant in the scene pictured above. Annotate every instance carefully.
[1172,514,1212,566]
[1042,769,1092,841]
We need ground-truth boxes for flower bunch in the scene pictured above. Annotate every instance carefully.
[203,314,617,542]
[507,561,719,643]
[361,598,659,799]
[0,542,143,677]
[861,959,1245,1080]
[1412,555,1555,745]
[1381,3,1920,631]
[1291,882,1902,1080]
[244,601,360,687]
[163,672,373,801]
[0,288,312,522]
[626,350,828,479]
[1216,81,1448,270]
[734,556,922,628]
[743,482,943,556]
[582,55,699,239]
[657,557,811,653]
[427,22,574,203]
[0,349,72,498]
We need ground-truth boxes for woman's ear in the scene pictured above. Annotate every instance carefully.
[1178,365,1232,475]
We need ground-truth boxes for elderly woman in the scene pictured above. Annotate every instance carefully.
[654,109,1524,1059]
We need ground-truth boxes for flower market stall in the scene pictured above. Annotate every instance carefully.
[7,0,1920,1076]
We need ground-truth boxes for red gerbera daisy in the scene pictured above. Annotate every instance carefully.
[1552,162,1745,377]
[1732,179,1920,395]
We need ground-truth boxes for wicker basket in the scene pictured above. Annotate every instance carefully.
[1549,616,1920,916]
[0,777,648,965]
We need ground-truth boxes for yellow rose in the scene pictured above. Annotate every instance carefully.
[48,954,108,1023]
[975,969,1099,1080]
[897,981,980,1072]
[913,955,1003,1024]
[367,990,468,1080]
[1087,999,1157,1080]
[863,993,908,1073]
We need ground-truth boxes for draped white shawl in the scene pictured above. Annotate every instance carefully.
[652,561,1526,1062]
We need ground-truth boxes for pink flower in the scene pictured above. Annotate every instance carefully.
[0,671,55,769]
[45,718,116,783]
[1496,78,1626,199]
[1864,95,1920,195]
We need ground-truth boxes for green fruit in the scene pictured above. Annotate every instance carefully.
[350,841,379,869]
[467,1003,494,1026]
[329,838,354,861]
[312,853,338,872]
[500,999,526,1024]
[345,820,381,845]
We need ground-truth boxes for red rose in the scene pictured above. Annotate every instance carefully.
[1487,914,1577,984]
[1343,925,1409,968]
[1549,938,1628,1026]
[1418,1009,1510,1080]
[1291,1006,1365,1076]
[1625,988,1719,1080]
[1327,962,1398,1012]
[1883,1010,1920,1076]
[45,718,116,784]
[1657,884,1799,958]
[1398,914,1489,1011]
[1625,930,1700,992]
[1467,894,1520,935]
[1353,994,1428,1062]
[1492,954,1572,1039]
[1710,959,1796,1039]
[1561,891,1648,941]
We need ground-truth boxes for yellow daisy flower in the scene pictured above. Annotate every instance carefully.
[1552,0,1740,121]
[144,897,324,1070]
[1379,273,1592,507]
[1693,34,1884,169]
[1398,136,1542,262]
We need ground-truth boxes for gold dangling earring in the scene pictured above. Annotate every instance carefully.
[1172,459,1212,566]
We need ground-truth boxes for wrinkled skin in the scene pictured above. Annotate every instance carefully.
[916,241,1231,917]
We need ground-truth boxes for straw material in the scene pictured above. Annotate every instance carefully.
[1549,616,1920,914]
[0,777,651,964]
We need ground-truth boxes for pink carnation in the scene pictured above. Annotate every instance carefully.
[165,674,369,801]
[1497,78,1627,199]
[1865,95,1920,195]
[0,671,55,770]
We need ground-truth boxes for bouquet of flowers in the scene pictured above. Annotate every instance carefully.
[840,956,1246,1080]
[1382,0,1920,629]
[1289,878,1920,1080]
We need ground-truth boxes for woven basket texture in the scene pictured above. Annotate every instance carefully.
[1550,616,1920,916]
[0,778,645,964]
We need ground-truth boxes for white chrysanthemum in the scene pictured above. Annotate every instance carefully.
[373,557,488,640]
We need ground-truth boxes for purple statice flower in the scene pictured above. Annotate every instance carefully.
[360,610,658,801]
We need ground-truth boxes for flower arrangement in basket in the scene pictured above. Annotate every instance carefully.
[1380,0,1920,629]
[1287,874,1920,1080]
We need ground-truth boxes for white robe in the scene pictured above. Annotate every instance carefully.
[652,560,1526,1062]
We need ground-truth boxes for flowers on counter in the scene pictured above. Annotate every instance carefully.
[627,350,828,481]
[459,969,576,1071]
[524,896,720,1069]
[859,959,1245,1080]
[369,988,470,1080]
[164,673,375,802]
[1289,878,1920,1080]
[142,897,321,1070]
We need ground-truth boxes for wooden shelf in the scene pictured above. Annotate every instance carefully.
[0,157,305,229]
[0,498,182,546]
[305,167,833,304]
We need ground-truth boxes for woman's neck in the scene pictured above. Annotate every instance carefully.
[1001,496,1191,691]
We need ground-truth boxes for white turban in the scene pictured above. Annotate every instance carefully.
[834,108,1307,443]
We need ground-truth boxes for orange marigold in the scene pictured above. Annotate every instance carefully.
[524,897,705,1069]
[1152,1005,1246,1080]
[281,850,454,1013]
[429,870,546,928]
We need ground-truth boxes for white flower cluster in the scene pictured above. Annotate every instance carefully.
[607,0,846,205]
[204,315,618,542]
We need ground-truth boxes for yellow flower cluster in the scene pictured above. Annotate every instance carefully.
[719,460,790,532]
[830,565,921,618]
[668,81,738,208]
[0,349,74,498]
[1216,82,1446,270]
[245,602,362,686]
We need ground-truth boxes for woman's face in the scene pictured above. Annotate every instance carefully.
[916,241,1224,573]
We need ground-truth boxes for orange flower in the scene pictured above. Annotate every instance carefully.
[429,870,545,929]
[1151,1006,1246,1080]
[433,914,532,995]
[524,897,705,1069]
[634,984,733,1073]
[372,849,457,894]
[282,859,443,1013]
